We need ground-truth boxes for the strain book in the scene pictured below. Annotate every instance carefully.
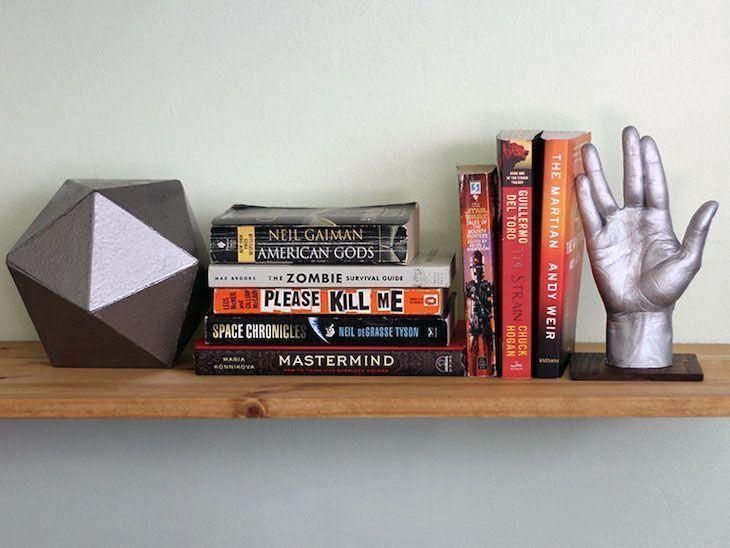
[195,324,467,376]
[205,294,454,346]
[498,130,543,378]
[458,165,499,377]
[536,131,590,377]
[210,203,419,264]
[213,287,447,315]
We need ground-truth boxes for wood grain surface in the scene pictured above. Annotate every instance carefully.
[0,342,729,418]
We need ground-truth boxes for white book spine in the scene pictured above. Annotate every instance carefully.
[208,253,454,288]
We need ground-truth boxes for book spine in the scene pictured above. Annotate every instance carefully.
[204,302,454,346]
[213,288,447,315]
[195,346,466,376]
[536,140,568,378]
[210,224,409,264]
[536,136,589,377]
[458,168,499,377]
[498,136,542,378]
[207,257,454,288]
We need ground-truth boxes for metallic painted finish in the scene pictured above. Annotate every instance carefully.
[88,193,197,312]
[576,127,718,368]
[6,180,207,367]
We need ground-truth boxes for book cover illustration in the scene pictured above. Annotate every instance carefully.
[536,131,590,377]
[205,294,455,346]
[498,130,543,378]
[207,248,455,288]
[210,203,419,264]
[195,323,467,376]
[458,165,499,377]
[213,287,447,315]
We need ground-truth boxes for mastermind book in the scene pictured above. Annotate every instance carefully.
[195,323,467,376]
[205,294,455,346]
[208,248,455,288]
[210,203,419,264]
[458,165,499,377]
[536,131,590,378]
[497,130,543,378]
[213,287,448,316]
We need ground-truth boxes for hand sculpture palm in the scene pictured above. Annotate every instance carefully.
[576,126,718,367]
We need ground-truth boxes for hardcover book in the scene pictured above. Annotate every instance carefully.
[458,165,499,377]
[205,294,454,346]
[210,203,419,264]
[213,287,447,316]
[536,131,590,378]
[195,323,467,376]
[207,248,455,288]
[497,130,543,378]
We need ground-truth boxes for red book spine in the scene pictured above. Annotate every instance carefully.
[498,133,542,378]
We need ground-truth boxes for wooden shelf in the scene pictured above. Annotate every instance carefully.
[0,342,729,419]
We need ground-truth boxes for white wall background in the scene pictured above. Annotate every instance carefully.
[0,1,728,546]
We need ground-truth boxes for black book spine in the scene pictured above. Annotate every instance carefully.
[204,312,451,346]
[210,224,408,264]
[195,346,465,376]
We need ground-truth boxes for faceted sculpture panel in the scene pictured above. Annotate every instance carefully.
[7,180,208,367]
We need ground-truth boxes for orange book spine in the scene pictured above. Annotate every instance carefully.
[536,133,590,377]
[213,288,447,315]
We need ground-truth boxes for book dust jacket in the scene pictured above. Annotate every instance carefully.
[498,131,543,378]
[458,165,499,377]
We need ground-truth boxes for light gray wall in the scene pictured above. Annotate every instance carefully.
[1,2,728,546]
[1,420,730,548]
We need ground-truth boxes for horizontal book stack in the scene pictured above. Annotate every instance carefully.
[195,203,463,376]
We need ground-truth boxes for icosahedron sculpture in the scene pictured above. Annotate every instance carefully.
[7,180,207,367]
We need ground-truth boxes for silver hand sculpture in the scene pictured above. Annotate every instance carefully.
[576,126,718,368]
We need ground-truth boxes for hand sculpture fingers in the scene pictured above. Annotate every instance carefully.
[681,200,719,268]
[640,136,669,210]
[575,174,603,237]
[622,126,644,207]
[581,144,619,217]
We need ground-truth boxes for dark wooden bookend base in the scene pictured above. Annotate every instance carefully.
[569,352,703,381]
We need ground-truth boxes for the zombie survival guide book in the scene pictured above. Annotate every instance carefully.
[210,203,419,264]
[536,131,590,378]
[497,130,543,378]
[458,165,499,377]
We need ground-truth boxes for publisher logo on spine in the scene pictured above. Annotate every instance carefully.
[469,180,481,199]
[423,292,439,307]
[435,355,453,374]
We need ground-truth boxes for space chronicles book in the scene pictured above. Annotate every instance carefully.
[210,203,419,264]
[458,165,499,377]
[498,130,543,378]
[536,131,590,378]
[213,287,448,316]
[208,248,455,288]
[205,294,455,346]
[194,323,467,376]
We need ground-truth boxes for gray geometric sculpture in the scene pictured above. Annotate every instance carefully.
[7,180,208,367]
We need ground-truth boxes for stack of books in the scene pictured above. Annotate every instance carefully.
[194,204,461,375]
[458,130,591,379]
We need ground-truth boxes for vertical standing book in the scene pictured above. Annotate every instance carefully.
[536,131,590,378]
[458,165,499,377]
[497,130,543,378]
